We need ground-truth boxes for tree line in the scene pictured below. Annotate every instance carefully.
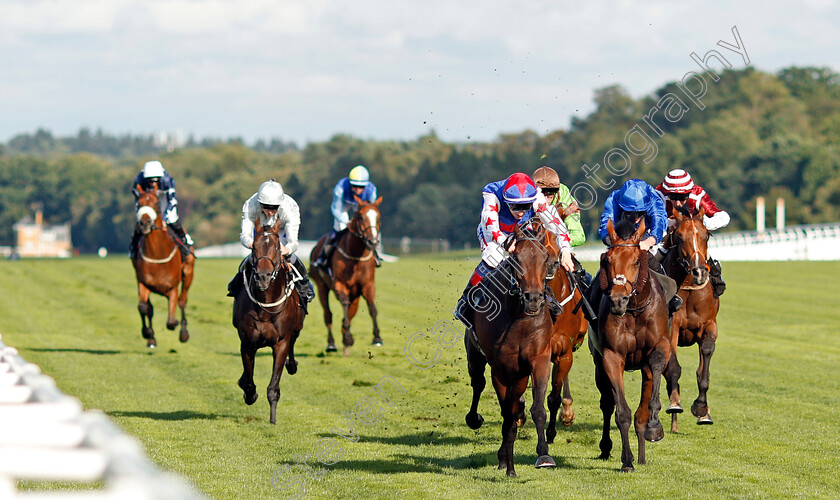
[1,66,839,253]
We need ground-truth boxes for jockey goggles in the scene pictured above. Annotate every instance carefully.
[508,202,532,212]
[146,177,161,184]
[260,203,280,211]
[541,188,559,197]
[668,193,689,202]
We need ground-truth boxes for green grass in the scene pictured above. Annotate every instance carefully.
[1,256,839,499]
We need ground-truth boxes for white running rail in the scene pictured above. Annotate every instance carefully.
[0,334,206,499]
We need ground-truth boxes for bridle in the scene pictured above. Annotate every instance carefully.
[668,216,709,275]
[603,242,651,312]
[252,231,285,285]
[506,231,553,316]
[136,196,178,264]
[349,207,380,251]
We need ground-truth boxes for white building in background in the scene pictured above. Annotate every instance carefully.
[13,209,73,258]
[153,129,185,152]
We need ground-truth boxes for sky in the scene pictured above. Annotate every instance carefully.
[1,0,838,146]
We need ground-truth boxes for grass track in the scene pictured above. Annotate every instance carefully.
[1,256,839,499]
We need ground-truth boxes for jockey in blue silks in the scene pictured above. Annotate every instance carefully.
[589,178,682,315]
[454,172,575,331]
[130,160,193,258]
[312,165,382,268]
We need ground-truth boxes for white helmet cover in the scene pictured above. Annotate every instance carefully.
[257,180,284,205]
[143,161,165,178]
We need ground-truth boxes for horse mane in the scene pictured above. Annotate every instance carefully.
[674,205,692,218]
[616,212,638,240]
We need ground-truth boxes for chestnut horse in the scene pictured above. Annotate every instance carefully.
[463,223,559,477]
[589,218,671,472]
[309,196,382,357]
[544,265,590,443]
[132,189,194,348]
[232,220,305,424]
[662,205,719,430]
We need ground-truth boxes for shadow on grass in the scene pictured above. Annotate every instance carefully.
[109,410,235,421]
[323,431,473,447]
[24,347,121,355]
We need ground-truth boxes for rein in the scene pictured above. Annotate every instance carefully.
[139,245,178,264]
[243,257,305,312]
[604,242,651,313]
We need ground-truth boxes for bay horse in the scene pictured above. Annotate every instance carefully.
[589,218,671,472]
[232,219,305,424]
[132,188,194,348]
[662,205,719,430]
[463,222,558,477]
[309,196,382,357]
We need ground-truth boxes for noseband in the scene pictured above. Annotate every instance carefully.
[350,209,379,250]
[253,231,285,284]
[602,242,651,312]
[670,217,708,274]
[507,234,552,316]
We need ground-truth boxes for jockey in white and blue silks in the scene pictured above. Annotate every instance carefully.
[589,178,682,315]
[455,172,575,329]
[312,165,382,268]
[130,160,193,258]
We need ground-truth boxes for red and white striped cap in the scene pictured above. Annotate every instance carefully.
[662,169,694,194]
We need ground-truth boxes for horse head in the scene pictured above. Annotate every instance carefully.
[351,195,382,251]
[136,190,164,235]
[601,218,650,316]
[510,221,557,316]
[252,219,286,291]
[670,205,709,286]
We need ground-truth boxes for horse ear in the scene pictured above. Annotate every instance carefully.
[136,183,145,194]
[606,218,619,243]
[697,205,706,219]
[599,252,609,291]
[373,196,382,207]
[671,205,682,221]
[353,194,364,205]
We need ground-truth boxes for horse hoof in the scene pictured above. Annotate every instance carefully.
[286,360,298,375]
[515,415,527,428]
[697,414,714,425]
[597,452,611,461]
[166,320,178,331]
[666,402,684,414]
[645,424,665,442]
[506,470,517,478]
[326,344,338,353]
[146,338,156,348]
[372,337,383,346]
[179,331,189,343]
[141,328,153,339]
[244,393,258,405]
[535,455,556,468]
[465,413,484,430]
[620,465,635,473]
[691,401,708,418]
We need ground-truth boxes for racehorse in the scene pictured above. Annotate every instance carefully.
[662,205,720,430]
[132,188,194,348]
[463,222,559,477]
[232,219,305,424]
[309,196,382,357]
[589,218,671,472]
[544,263,590,443]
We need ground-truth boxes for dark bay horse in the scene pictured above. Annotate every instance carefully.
[545,263,590,443]
[463,223,559,477]
[309,196,382,357]
[132,189,195,348]
[232,219,305,424]
[663,205,720,430]
[589,218,671,472]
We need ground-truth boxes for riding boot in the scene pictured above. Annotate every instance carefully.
[572,256,590,294]
[129,227,141,259]
[544,284,563,321]
[168,220,193,259]
[227,257,250,298]
[708,257,726,298]
[313,232,337,269]
[291,258,316,313]
[374,250,382,268]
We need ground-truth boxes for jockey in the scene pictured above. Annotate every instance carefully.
[454,172,575,330]
[226,179,315,310]
[655,168,728,297]
[130,160,193,259]
[590,178,683,315]
[532,166,590,290]
[311,165,382,269]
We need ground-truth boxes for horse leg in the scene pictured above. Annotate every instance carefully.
[593,352,614,461]
[165,287,179,330]
[531,356,556,469]
[267,338,291,425]
[665,346,683,433]
[362,283,382,346]
[562,377,575,427]
[238,342,258,406]
[315,278,335,352]
[546,361,562,444]
[603,351,634,472]
[692,325,717,424]
[464,333,487,430]
[137,283,155,347]
[337,292,354,356]
[642,344,668,448]
[285,330,300,375]
[177,258,193,343]
[492,376,523,477]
